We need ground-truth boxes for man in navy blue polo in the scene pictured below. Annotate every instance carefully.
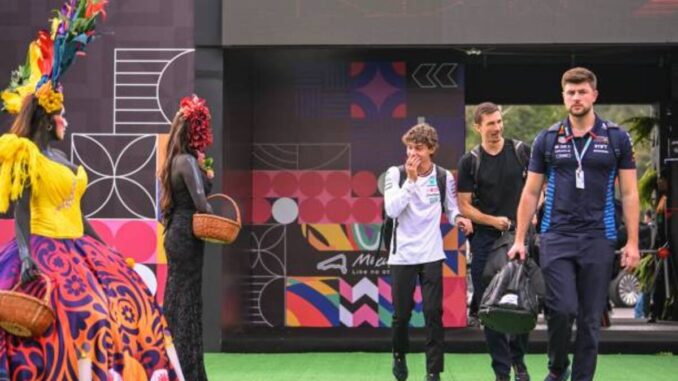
[508,67,640,381]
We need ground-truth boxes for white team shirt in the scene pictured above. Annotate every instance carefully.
[384,165,461,265]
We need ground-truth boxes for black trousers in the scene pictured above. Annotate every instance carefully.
[540,233,616,381]
[391,259,444,374]
[471,228,529,378]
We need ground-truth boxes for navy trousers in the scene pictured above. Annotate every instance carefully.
[539,232,616,381]
[471,228,529,378]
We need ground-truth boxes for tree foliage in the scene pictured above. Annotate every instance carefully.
[464,104,655,179]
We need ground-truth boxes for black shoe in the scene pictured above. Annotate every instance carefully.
[425,373,440,381]
[514,364,530,381]
[543,368,570,381]
[392,355,408,381]
[496,375,510,381]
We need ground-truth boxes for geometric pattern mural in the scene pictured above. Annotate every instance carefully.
[249,58,467,328]
[286,277,339,327]
[71,134,158,219]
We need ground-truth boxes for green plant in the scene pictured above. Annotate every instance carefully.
[621,116,659,146]
[638,167,657,209]
[635,254,656,293]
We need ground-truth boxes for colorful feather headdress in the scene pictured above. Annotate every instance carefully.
[1,0,108,114]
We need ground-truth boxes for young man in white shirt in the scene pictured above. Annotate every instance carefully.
[384,123,473,381]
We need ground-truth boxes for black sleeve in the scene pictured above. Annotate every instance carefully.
[456,153,475,193]
[14,188,32,259]
[175,155,213,214]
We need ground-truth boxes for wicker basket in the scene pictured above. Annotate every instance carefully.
[0,274,55,337]
[192,193,241,244]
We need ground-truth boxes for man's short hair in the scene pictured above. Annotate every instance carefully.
[561,67,597,90]
[473,102,501,125]
[402,123,439,152]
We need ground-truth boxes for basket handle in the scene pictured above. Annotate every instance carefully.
[207,193,241,224]
[10,273,53,304]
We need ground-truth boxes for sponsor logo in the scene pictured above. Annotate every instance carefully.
[594,136,609,144]
[316,253,391,276]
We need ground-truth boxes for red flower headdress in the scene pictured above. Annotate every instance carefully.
[180,95,213,153]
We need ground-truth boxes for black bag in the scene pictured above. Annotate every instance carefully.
[481,231,517,287]
[481,229,540,285]
[478,260,543,334]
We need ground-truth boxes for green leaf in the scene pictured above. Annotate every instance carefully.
[621,116,658,146]
[638,167,657,209]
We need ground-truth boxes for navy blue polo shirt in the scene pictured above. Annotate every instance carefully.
[529,116,635,240]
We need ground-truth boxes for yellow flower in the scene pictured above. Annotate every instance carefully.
[1,90,22,114]
[35,81,63,114]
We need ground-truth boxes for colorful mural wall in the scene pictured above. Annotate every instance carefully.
[240,52,468,328]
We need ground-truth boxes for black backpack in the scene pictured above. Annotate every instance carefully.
[376,165,447,255]
[468,139,530,202]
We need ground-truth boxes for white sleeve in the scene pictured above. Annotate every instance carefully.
[384,166,415,219]
[444,170,460,225]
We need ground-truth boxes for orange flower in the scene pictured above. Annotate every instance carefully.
[86,0,108,20]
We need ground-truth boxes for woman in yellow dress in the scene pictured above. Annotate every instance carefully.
[0,1,185,380]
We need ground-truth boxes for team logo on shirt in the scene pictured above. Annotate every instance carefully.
[427,176,440,204]
[594,136,609,144]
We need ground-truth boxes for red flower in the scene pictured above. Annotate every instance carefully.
[180,94,213,153]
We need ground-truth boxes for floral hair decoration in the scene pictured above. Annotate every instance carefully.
[180,95,213,153]
[1,0,108,115]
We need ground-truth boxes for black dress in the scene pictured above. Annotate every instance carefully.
[163,169,212,381]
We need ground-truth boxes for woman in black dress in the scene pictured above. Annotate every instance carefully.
[159,95,214,381]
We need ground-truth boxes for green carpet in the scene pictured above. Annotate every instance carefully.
[205,353,678,381]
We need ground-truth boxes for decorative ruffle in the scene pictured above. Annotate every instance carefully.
[0,134,41,213]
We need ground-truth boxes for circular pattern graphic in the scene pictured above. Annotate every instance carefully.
[299,198,324,223]
[252,198,272,224]
[352,198,380,223]
[352,171,378,197]
[133,264,158,296]
[299,171,324,197]
[115,221,156,263]
[253,172,272,198]
[272,172,298,197]
[325,198,351,223]
[325,172,351,197]
[271,197,299,224]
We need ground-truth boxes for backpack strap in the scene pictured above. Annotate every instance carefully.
[469,145,482,199]
[602,121,622,162]
[543,121,564,166]
[470,145,482,186]
[512,139,531,179]
[435,165,447,212]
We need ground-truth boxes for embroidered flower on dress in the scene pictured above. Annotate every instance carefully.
[64,274,86,296]
[121,305,135,323]
[53,257,65,268]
